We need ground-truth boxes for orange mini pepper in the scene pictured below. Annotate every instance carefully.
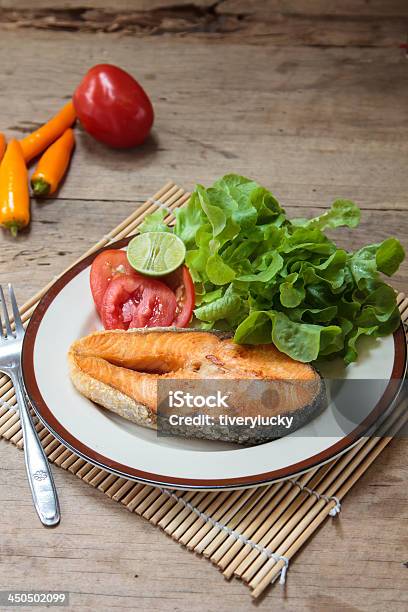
[0,140,30,237]
[0,133,5,162]
[19,101,76,162]
[31,128,75,196]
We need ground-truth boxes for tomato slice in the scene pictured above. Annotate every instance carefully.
[163,265,195,327]
[90,250,136,314]
[91,248,195,329]
[101,274,177,330]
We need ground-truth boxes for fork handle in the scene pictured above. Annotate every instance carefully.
[12,371,60,527]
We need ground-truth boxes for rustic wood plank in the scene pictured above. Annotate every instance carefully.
[2,0,408,16]
[0,31,407,207]
[0,0,407,47]
[0,436,406,611]
[0,0,215,10]
[220,0,408,18]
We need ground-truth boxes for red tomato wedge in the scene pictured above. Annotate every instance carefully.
[162,265,195,327]
[101,274,177,330]
[90,249,195,330]
[90,250,136,314]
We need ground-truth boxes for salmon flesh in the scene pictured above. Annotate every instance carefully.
[68,328,326,444]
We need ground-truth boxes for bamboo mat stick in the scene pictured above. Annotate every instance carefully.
[74,461,94,480]
[148,495,182,524]
[53,448,74,468]
[134,484,210,522]
[211,465,327,568]
[126,485,159,512]
[235,396,406,580]
[97,473,118,493]
[129,485,162,514]
[101,476,125,497]
[241,439,371,582]
[82,466,103,484]
[66,457,86,474]
[142,489,178,521]
[180,488,267,547]
[172,491,233,542]
[121,483,146,508]
[150,491,199,525]
[207,483,288,563]
[163,491,219,532]
[233,440,366,580]
[250,425,405,597]
[219,468,328,576]
[190,486,274,553]
[207,481,295,563]
[130,486,162,514]
[146,487,252,540]
[398,296,408,319]
[139,487,207,523]
[59,452,79,470]
[113,190,187,242]
[164,491,218,535]
[248,418,406,594]
[88,469,110,489]
[112,480,137,502]
[114,481,141,503]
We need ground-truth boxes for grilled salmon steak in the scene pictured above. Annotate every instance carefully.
[68,328,326,444]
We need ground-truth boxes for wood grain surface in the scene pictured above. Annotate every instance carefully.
[0,1,407,610]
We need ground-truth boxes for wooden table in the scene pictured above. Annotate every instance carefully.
[0,2,407,609]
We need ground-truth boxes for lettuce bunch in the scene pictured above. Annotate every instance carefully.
[140,174,404,364]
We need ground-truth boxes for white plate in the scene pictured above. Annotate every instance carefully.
[22,239,407,489]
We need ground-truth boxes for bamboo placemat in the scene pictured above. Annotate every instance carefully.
[0,181,407,598]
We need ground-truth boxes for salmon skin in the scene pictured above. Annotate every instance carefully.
[68,327,326,445]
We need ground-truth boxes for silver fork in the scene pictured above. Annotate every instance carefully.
[0,284,60,526]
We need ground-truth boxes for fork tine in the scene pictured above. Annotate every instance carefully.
[8,284,24,337]
[0,285,13,338]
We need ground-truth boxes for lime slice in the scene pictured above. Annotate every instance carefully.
[127,232,186,276]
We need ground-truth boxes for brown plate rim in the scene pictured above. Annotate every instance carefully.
[22,237,408,489]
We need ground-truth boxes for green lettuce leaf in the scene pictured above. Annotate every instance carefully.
[194,286,242,322]
[139,210,170,234]
[293,199,360,231]
[137,174,404,364]
[376,238,405,276]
